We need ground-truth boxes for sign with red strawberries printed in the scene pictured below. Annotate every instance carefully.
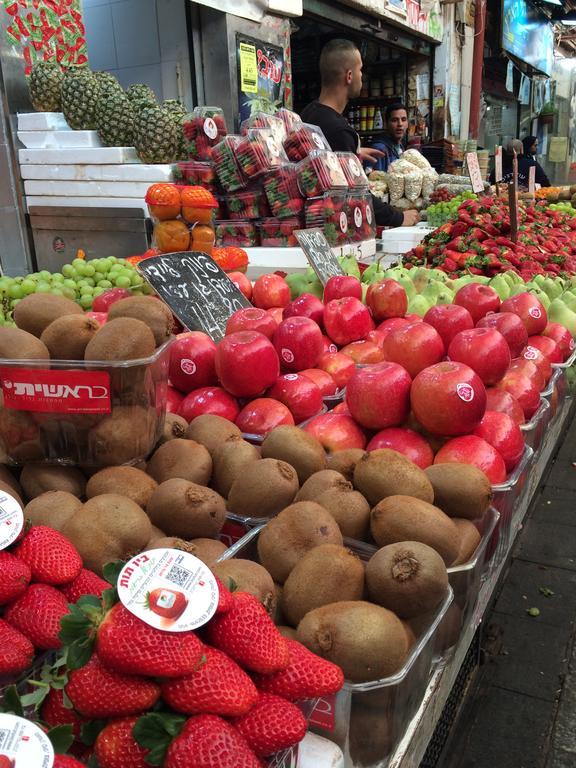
[0,713,54,766]
[0,491,24,551]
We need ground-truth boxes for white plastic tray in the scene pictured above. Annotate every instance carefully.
[25,195,148,213]
[18,130,102,149]
[19,147,140,165]
[380,225,434,254]
[24,180,152,198]
[20,163,172,182]
[17,112,69,131]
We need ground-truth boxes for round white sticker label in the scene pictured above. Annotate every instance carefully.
[456,382,474,402]
[203,117,218,140]
[117,548,219,632]
[281,348,295,364]
[266,136,280,158]
[312,132,325,149]
[0,714,54,767]
[349,158,361,177]
[524,346,538,360]
[327,153,340,171]
[570,338,575,351]
[180,358,197,376]
[354,207,363,228]
[0,492,24,551]
[366,205,373,225]
[339,212,348,233]
[328,343,337,353]
[284,373,299,381]
[528,307,542,319]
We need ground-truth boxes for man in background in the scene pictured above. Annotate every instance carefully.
[373,103,409,171]
[301,39,419,227]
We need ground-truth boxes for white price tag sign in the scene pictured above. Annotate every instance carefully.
[528,165,536,194]
[495,146,503,183]
[466,152,484,193]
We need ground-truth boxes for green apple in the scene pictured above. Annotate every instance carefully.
[407,294,432,317]
[489,275,511,300]
[549,298,576,338]
[524,285,550,310]
[560,290,576,313]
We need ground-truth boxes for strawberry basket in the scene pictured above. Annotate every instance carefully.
[183,106,228,160]
[212,136,247,192]
[296,151,349,198]
[283,124,330,163]
[263,164,305,219]
[236,129,289,179]
[215,219,259,248]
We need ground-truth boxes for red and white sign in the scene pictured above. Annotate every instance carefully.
[309,694,337,731]
[0,368,111,414]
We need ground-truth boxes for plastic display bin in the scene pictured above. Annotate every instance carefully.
[520,397,550,453]
[491,445,534,561]
[546,368,568,426]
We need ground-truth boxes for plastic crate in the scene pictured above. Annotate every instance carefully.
[215,219,259,247]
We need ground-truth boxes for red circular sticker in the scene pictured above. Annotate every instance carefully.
[528,307,542,319]
[180,358,197,376]
[456,383,474,402]
[282,348,295,364]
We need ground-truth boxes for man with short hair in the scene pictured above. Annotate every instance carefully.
[301,40,419,227]
[376,104,409,171]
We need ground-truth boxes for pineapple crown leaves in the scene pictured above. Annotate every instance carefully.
[133,712,187,767]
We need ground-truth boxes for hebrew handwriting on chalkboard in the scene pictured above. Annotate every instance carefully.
[295,228,344,285]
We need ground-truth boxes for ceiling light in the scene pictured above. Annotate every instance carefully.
[562,19,576,24]
[542,0,562,6]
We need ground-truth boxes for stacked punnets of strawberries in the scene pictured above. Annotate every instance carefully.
[225,189,269,220]
[183,107,228,161]
[305,194,349,247]
[337,152,370,190]
[262,164,305,219]
[296,151,349,199]
[215,220,259,248]
[406,196,576,279]
[211,136,246,193]
[235,130,289,179]
[283,124,331,163]
[241,113,287,145]
[172,160,219,192]
[259,218,303,247]
[347,192,376,243]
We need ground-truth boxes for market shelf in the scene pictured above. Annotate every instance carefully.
[388,393,575,768]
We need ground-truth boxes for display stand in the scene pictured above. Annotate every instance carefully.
[388,394,575,768]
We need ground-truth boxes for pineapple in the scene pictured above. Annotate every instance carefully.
[61,67,100,130]
[96,92,135,147]
[126,84,156,105]
[162,99,186,116]
[93,71,124,98]
[134,105,179,164]
[161,101,190,160]
[28,61,63,112]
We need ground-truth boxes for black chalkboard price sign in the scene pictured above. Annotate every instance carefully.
[295,228,344,285]
[137,251,251,341]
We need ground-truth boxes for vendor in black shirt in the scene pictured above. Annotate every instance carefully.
[301,39,419,228]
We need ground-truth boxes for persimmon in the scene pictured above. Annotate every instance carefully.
[155,220,190,253]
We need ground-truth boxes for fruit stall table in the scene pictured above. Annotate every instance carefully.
[244,240,377,279]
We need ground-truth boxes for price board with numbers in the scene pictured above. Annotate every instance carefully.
[465,152,485,194]
[295,228,344,285]
[137,251,251,341]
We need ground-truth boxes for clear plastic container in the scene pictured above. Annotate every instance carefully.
[347,191,376,243]
[263,164,305,219]
[235,129,289,178]
[283,123,331,163]
[211,136,247,192]
[215,219,259,247]
[0,339,173,466]
[491,445,534,560]
[276,107,302,134]
[240,112,286,144]
[182,106,228,160]
[172,160,218,192]
[240,405,328,447]
[544,368,566,425]
[296,151,349,198]
[540,367,561,398]
[323,387,346,409]
[551,346,576,369]
[225,188,266,220]
[305,193,350,247]
[259,217,303,247]
[519,396,550,452]
[337,152,369,189]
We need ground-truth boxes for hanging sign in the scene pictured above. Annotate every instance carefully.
[295,229,344,285]
[495,146,503,183]
[528,165,536,195]
[236,34,285,123]
[466,152,485,193]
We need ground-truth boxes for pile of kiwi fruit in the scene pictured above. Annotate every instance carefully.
[0,293,174,465]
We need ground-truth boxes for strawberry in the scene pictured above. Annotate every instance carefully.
[164,715,262,768]
[95,603,204,678]
[41,686,86,741]
[5,583,69,649]
[61,568,109,603]
[0,550,31,605]
[232,692,307,757]
[95,716,149,768]
[252,638,344,701]
[0,758,14,768]
[161,646,258,717]
[13,525,82,585]
[204,591,289,675]
[0,618,34,675]
[214,575,233,614]
[66,655,160,718]
[53,757,86,768]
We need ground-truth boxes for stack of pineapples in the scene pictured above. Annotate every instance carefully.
[27,61,189,164]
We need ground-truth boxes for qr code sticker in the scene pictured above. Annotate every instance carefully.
[166,564,192,589]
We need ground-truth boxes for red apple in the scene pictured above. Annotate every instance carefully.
[366,328,388,348]
[367,427,434,469]
[366,279,407,322]
[485,388,525,425]
[542,322,575,361]
[235,398,294,435]
[216,331,279,397]
[273,316,323,372]
[454,283,500,324]
[226,307,277,339]
[303,412,367,451]
[476,311,529,358]
[383,322,444,378]
[299,368,338,396]
[378,317,412,333]
[227,271,252,300]
[267,307,285,325]
[332,402,351,414]
[410,361,487,436]
[178,386,239,423]
[508,358,545,391]
[169,331,218,393]
[318,352,356,389]
[283,293,325,328]
[323,275,362,303]
[500,293,547,335]
[423,304,474,352]
[321,335,338,354]
[92,287,131,313]
[166,385,184,413]
[267,373,324,423]
[340,340,386,365]
[448,328,511,385]
[434,435,507,484]
[252,274,290,309]
[496,371,541,419]
[473,410,525,472]
[323,297,374,346]
[520,344,552,384]
[404,313,424,323]
[527,335,562,365]
[346,361,412,430]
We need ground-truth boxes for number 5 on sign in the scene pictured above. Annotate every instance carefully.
[466,152,485,194]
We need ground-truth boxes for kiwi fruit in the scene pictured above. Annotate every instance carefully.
[24,490,82,531]
[297,600,410,683]
[227,459,299,519]
[0,327,50,360]
[315,487,371,540]
[0,481,23,507]
[87,406,156,466]
[84,317,156,361]
[278,626,298,640]
[371,495,460,566]
[261,426,326,483]
[0,465,22,497]
[62,493,152,574]
[349,701,396,766]
[13,293,83,338]
[272,583,286,625]
[366,541,449,619]
[86,466,157,509]
[20,464,86,500]
[326,449,367,481]
[257,501,343,584]
[159,414,188,444]
[213,559,276,614]
[107,296,174,346]
[354,449,434,506]
[187,538,227,565]
[186,415,242,455]
[0,405,39,460]
[282,544,365,627]
[146,439,212,485]
[295,469,352,502]
[146,478,226,539]
[424,464,492,520]
[40,315,100,360]
[451,519,481,566]
[146,525,166,546]
[211,437,261,497]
